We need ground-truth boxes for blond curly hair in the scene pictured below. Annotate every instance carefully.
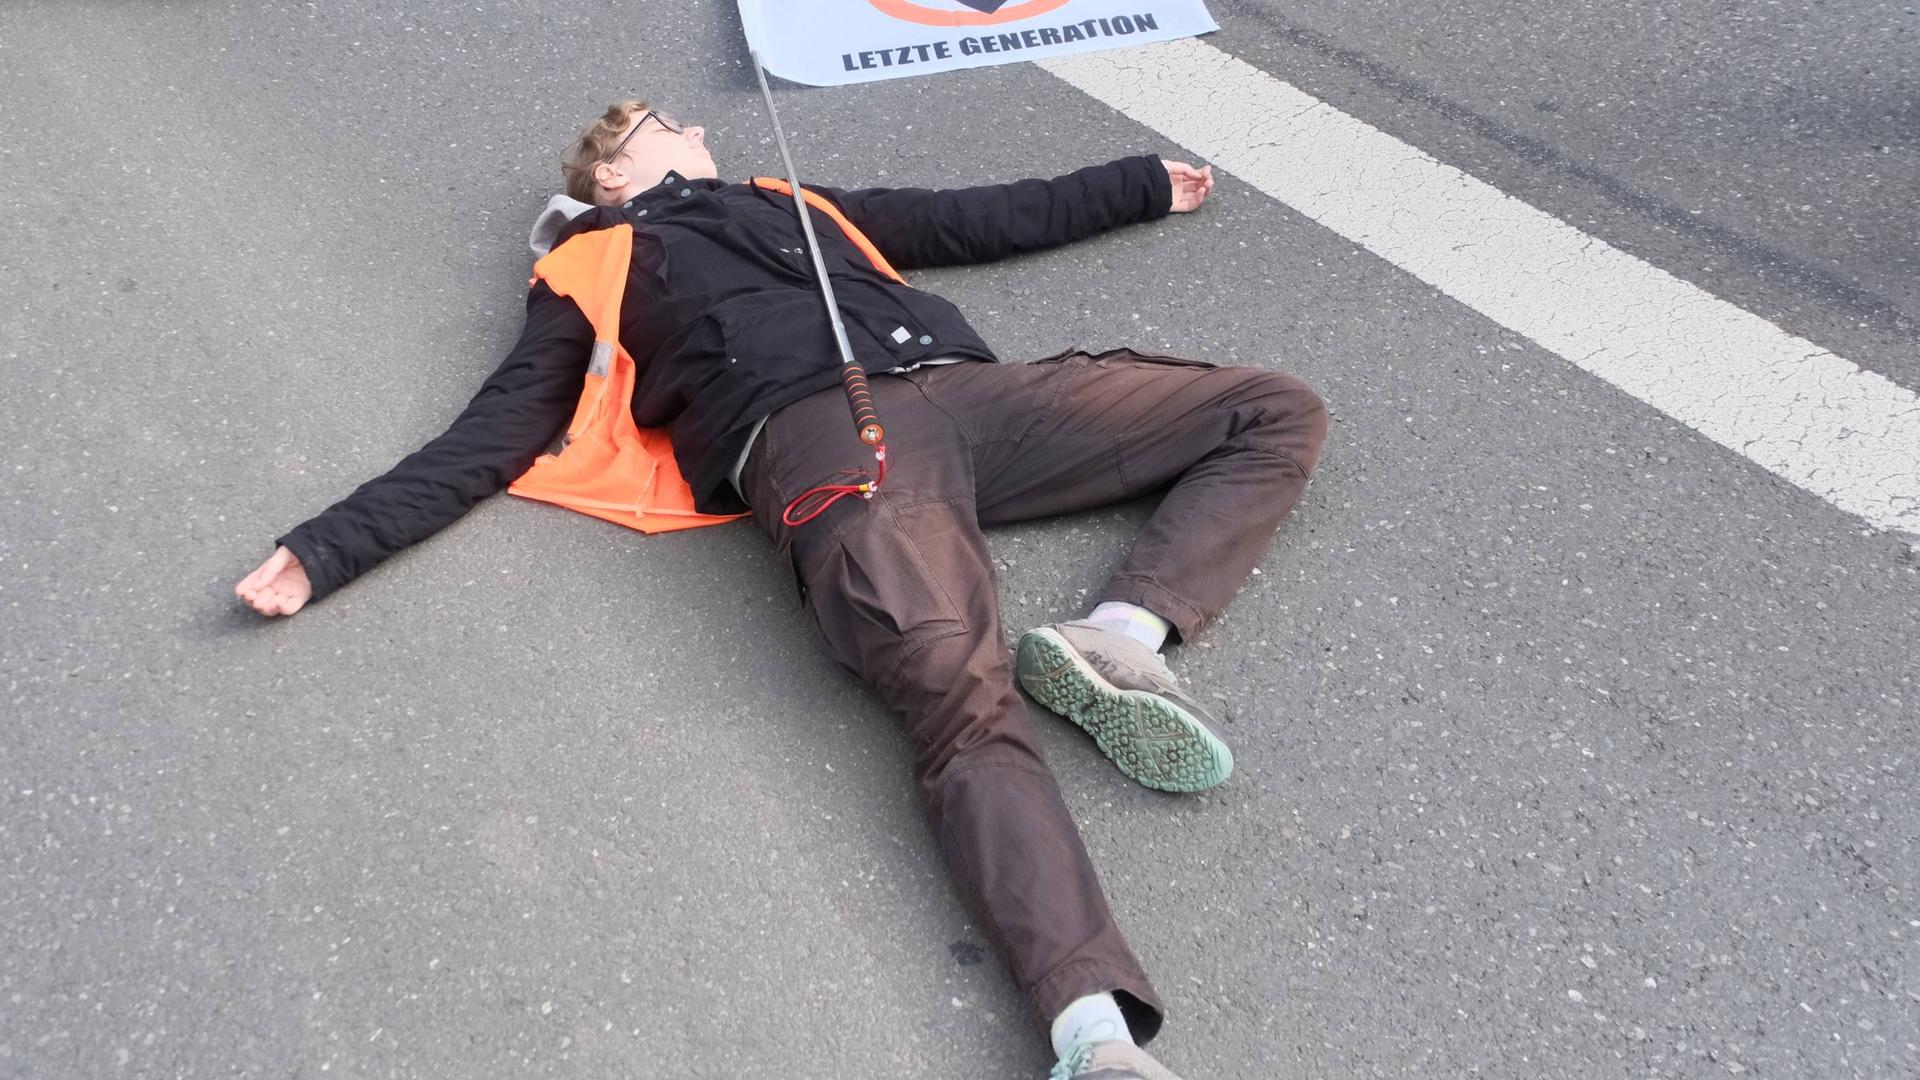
[559,100,649,204]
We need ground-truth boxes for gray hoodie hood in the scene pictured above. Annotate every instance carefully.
[528,194,598,257]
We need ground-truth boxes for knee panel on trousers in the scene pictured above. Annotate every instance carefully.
[1240,370,1328,477]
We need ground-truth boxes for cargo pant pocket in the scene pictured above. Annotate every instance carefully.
[789,494,973,687]
[1089,346,1218,369]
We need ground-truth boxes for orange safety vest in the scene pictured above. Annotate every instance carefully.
[507,177,908,532]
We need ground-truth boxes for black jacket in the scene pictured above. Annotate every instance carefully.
[278,154,1174,602]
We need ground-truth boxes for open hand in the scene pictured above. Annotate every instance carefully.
[235,545,312,617]
[1164,159,1214,212]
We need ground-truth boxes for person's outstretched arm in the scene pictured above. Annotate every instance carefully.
[235,284,592,616]
[813,154,1212,271]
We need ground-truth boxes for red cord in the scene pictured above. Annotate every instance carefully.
[781,445,889,527]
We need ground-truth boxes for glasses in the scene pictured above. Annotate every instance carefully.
[602,108,684,165]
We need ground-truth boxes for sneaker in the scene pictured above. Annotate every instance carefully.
[1015,620,1233,792]
[1049,1039,1188,1079]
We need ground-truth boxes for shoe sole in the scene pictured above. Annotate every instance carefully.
[1015,628,1233,793]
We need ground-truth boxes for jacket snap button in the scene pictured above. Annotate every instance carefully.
[918,335,933,345]
[679,188,692,197]
[637,209,648,216]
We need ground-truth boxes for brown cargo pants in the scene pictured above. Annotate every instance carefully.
[738,347,1328,1044]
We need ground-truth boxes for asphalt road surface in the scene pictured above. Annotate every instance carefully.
[2,1,1915,1078]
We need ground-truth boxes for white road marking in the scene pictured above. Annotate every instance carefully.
[1038,39,1920,535]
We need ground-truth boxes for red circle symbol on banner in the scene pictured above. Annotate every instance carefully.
[868,0,1074,27]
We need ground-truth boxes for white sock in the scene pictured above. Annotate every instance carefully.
[1050,991,1134,1060]
[1085,601,1171,653]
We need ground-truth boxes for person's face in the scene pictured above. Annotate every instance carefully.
[592,109,715,203]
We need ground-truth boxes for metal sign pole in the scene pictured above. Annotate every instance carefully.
[749,49,886,455]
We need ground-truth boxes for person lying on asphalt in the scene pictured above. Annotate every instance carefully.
[236,99,1325,1080]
